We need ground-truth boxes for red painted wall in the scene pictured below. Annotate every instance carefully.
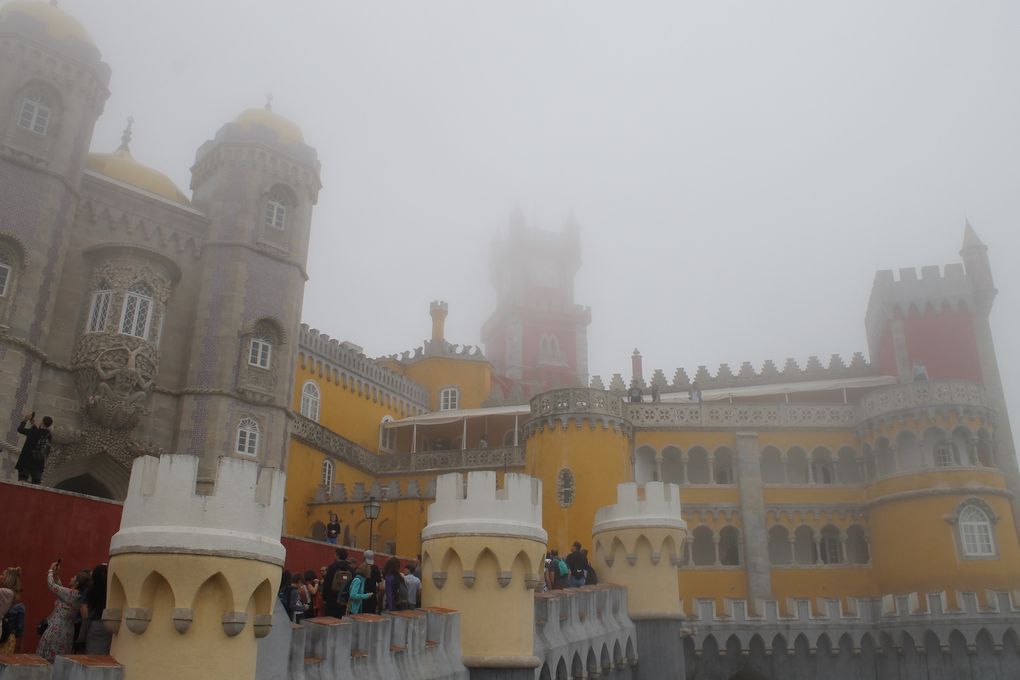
[0,482,407,653]
[902,308,984,382]
[0,482,122,652]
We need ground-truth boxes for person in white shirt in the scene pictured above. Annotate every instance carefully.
[402,563,422,608]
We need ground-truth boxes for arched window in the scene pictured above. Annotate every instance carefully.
[634,445,657,484]
[661,446,684,484]
[439,386,459,411]
[379,416,396,452]
[300,381,321,421]
[713,448,735,484]
[785,447,809,483]
[686,447,711,484]
[811,448,835,484]
[557,468,575,507]
[321,459,334,490]
[86,284,113,333]
[818,525,843,564]
[768,525,792,565]
[760,447,785,484]
[249,334,272,369]
[959,504,995,557]
[0,251,11,297]
[264,189,288,229]
[690,526,715,566]
[718,526,740,565]
[235,418,260,456]
[846,525,870,564]
[18,94,51,136]
[120,282,154,339]
[793,526,817,565]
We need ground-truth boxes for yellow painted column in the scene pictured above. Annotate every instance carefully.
[421,471,547,671]
[591,482,687,620]
[104,455,285,680]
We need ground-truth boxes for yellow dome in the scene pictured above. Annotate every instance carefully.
[86,149,189,204]
[234,107,304,145]
[0,1,95,47]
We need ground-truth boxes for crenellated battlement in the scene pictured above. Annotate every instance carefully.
[865,261,977,348]
[299,323,430,407]
[594,352,876,394]
[421,471,546,543]
[109,454,286,565]
[593,482,686,533]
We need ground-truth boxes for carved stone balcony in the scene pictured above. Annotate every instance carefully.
[626,402,856,429]
[856,380,994,424]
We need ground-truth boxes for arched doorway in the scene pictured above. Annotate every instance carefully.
[55,474,114,500]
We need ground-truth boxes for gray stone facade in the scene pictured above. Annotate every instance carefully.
[0,4,318,497]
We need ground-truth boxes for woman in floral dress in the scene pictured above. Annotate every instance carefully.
[36,562,89,663]
[0,566,22,654]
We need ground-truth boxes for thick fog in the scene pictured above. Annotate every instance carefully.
[69,1,1018,414]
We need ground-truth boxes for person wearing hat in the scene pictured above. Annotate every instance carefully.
[360,550,383,614]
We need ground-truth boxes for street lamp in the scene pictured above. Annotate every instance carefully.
[363,496,381,550]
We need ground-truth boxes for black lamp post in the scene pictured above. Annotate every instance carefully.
[363,496,381,550]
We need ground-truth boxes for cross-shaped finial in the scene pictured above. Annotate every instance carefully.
[118,116,134,152]
[265,93,273,111]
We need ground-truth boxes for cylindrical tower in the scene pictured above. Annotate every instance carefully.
[592,481,687,680]
[421,471,547,677]
[525,387,633,553]
[181,104,321,481]
[104,454,285,680]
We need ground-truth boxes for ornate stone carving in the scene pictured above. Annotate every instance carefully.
[72,333,158,430]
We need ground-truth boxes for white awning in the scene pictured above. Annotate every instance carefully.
[658,374,898,402]
[384,403,531,429]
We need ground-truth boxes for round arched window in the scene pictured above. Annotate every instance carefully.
[557,468,575,508]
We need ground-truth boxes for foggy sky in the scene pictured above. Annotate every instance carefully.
[65,1,1019,417]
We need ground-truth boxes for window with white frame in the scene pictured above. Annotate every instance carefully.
[300,381,321,421]
[379,416,396,452]
[249,335,272,369]
[0,253,10,297]
[86,288,113,333]
[321,459,334,490]
[265,199,286,230]
[935,441,958,467]
[18,95,51,136]
[236,418,260,456]
[120,282,154,339]
[439,386,459,411]
[959,505,995,557]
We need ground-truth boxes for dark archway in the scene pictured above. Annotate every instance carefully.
[729,667,770,680]
[55,473,114,500]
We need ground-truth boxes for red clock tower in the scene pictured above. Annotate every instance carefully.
[481,210,592,399]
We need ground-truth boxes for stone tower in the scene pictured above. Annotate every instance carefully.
[104,453,285,680]
[421,471,547,678]
[592,481,688,680]
[481,211,591,397]
[182,105,321,480]
[0,2,110,442]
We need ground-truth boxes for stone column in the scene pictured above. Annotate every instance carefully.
[734,431,771,603]
[421,471,546,680]
[591,482,688,680]
[105,455,284,680]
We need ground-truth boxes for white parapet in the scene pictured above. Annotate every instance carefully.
[592,482,686,533]
[109,454,286,565]
[421,471,547,543]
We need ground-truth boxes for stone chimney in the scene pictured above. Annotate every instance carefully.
[430,300,449,344]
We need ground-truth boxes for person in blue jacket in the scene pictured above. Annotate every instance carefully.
[346,563,374,615]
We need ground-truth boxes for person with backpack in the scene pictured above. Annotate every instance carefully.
[345,564,374,615]
[360,550,382,614]
[565,541,590,588]
[382,557,408,611]
[14,413,53,484]
[322,549,354,618]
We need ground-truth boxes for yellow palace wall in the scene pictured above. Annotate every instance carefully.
[383,356,492,411]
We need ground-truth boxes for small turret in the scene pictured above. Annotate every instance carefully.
[960,221,997,314]
[430,300,449,345]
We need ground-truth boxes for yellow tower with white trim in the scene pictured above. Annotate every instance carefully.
[421,471,547,677]
[104,455,285,680]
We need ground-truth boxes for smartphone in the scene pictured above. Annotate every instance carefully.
[55,558,61,567]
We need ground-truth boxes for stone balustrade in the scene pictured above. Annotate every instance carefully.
[533,585,638,679]
[628,402,856,429]
[856,380,993,423]
[293,416,525,480]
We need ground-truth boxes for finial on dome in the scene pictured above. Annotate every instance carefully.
[265,93,273,111]
[118,116,134,153]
